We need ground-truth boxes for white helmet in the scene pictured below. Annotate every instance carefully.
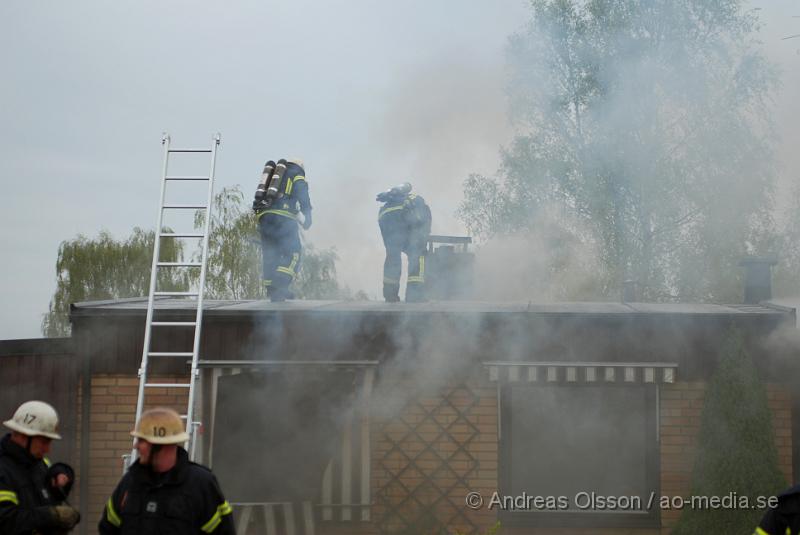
[3,401,62,440]
[286,157,305,171]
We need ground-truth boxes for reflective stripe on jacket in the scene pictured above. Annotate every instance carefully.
[98,448,234,535]
[0,434,61,535]
[256,162,312,222]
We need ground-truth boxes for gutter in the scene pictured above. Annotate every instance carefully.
[79,321,91,535]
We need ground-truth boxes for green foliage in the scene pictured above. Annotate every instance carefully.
[193,187,263,300]
[671,329,785,534]
[391,514,500,535]
[194,186,349,300]
[458,0,793,302]
[42,186,350,336]
[41,228,187,337]
[293,244,344,300]
[455,521,501,535]
[771,183,800,298]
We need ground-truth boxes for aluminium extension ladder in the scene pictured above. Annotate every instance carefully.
[125,133,221,470]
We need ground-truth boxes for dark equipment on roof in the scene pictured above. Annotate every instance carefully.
[425,235,474,300]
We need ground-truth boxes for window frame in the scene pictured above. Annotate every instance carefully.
[498,381,661,529]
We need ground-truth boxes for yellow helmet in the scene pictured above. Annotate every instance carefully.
[3,401,62,440]
[130,408,189,445]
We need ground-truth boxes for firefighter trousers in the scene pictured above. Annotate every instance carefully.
[382,236,426,302]
[258,213,301,300]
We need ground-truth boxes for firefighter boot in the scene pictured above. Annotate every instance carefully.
[261,280,272,300]
[269,287,287,303]
[405,284,427,303]
[383,283,400,303]
[269,287,295,302]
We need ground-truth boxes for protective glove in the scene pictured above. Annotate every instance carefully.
[302,212,312,230]
[51,504,81,530]
[47,462,75,501]
[252,199,270,213]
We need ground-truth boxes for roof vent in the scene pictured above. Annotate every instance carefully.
[738,255,778,304]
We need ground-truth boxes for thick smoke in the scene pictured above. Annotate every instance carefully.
[307,53,515,300]
[456,1,798,304]
[470,204,606,301]
[207,5,800,512]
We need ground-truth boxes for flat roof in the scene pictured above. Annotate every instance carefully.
[70,297,793,319]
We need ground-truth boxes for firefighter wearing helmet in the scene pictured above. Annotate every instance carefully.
[0,400,81,534]
[99,407,234,534]
[252,156,312,302]
[376,182,432,302]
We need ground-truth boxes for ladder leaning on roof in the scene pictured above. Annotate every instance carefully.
[124,133,221,471]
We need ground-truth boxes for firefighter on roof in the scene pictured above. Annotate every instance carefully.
[99,407,235,535]
[377,182,432,302]
[253,157,312,302]
[0,400,80,534]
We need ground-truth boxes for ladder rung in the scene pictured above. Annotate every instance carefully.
[157,261,203,267]
[176,416,200,423]
[127,134,216,476]
[159,233,204,238]
[162,204,207,209]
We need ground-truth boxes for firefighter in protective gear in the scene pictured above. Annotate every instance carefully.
[754,485,800,534]
[253,157,312,302]
[377,183,432,302]
[0,400,81,534]
[99,407,234,535]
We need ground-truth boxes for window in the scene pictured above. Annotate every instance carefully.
[499,383,659,528]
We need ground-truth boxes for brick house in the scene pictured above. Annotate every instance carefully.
[1,298,797,535]
[5,297,782,535]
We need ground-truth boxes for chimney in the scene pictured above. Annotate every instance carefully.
[426,235,474,300]
[738,255,777,304]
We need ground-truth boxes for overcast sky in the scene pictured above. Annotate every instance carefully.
[1,1,797,340]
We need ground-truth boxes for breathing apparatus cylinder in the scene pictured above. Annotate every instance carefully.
[255,160,277,203]
[267,159,288,200]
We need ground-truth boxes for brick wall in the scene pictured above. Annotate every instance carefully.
[80,375,793,535]
[86,374,188,522]
[658,382,792,534]
[361,380,791,535]
[658,382,702,531]
[769,385,793,482]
